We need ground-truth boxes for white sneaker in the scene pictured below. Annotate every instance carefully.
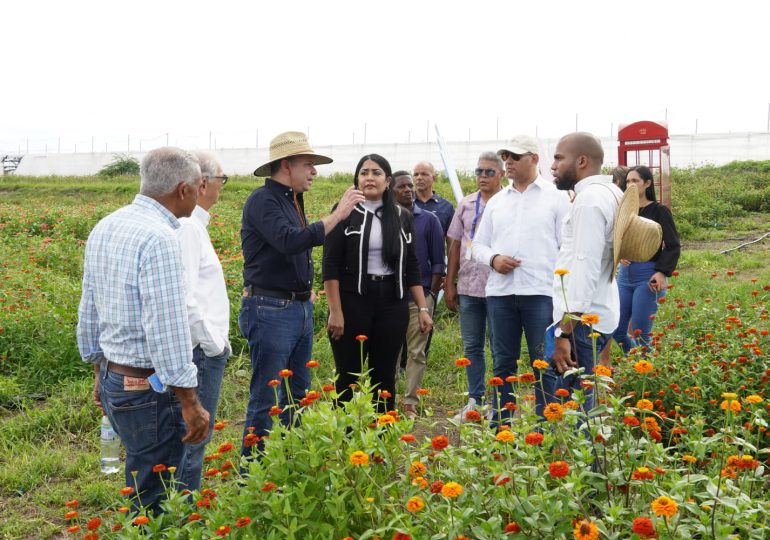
[452,398,478,422]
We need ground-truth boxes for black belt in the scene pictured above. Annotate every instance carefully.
[243,285,311,302]
[106,361,155,378]
[367,274,395,282]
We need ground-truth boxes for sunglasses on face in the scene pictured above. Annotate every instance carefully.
[499,151,532,162]
[474,168,498,177]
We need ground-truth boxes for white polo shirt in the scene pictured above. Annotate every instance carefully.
[472,176,571,297]
[552,175,621,334]
[177,205,230,357]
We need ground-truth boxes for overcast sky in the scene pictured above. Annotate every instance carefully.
[2,0,769,154]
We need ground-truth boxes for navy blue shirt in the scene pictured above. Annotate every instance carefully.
[412,206,446,297]
[415,192,455,235]
[241,178,325,292]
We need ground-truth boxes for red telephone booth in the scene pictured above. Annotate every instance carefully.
[617,120,671,208]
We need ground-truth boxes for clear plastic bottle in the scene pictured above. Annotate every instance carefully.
[100,415,120,474]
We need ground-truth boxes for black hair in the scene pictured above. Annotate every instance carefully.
[353,154,402,267]
[392,170,411,179]
[629,165,656,202]
[611,166,629,191]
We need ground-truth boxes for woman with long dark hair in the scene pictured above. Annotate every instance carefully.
[323,154,433,412]
[612,165,680,353]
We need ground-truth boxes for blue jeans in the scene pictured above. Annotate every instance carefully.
[178,345,229,491]
[458,295,491,403]
[541,323,609,412]
[99,365,186,512]
[239,295,313,456]
[612,262,665,353]
[487,294,552,422]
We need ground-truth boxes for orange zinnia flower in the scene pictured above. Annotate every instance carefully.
[349,451,369,466]
[278,369,293,378]
[720,399,742,412]
[215,525,231,537]
[408,461,427,477]
[519,372,536,383]
[532,359,549,370]
[594,365,612,377]
[488,376,504,386]
[632,467,654,481]
[572,519,599,540]
[64,511,78,520]
[465,409,482,422]
[267,379,281,387]
[378,390,392,399]
[631,517,656,539]
[406,496,425,513]
[399,433,416,442]
[377,414,396,425]
[496,430,515,443]
[322,384,335,392]
[633,360,654,374]
[66,526,81,534]
[416,388,429,395]
[636,399,653,410]
[132,516,149,526]
[268,406,283,416]
[555,388,570,398]
[261,481,277,492]
[441,481,463,498]
[119,487,134,496]
[64,500,79,508]
[554,269,570,276]
[543,403,564,421]
[152,464,167,473]
[651,496,678,517]
[455,357,471,367]
[218,442,234,453]
[305,360,319,368]
[355,335,368,341]
[504,521,522,532]
[580,314,600,326]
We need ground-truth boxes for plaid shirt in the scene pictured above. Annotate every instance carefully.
[77,194,196,388]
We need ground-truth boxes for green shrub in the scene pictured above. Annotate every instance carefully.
[97,154,140,177]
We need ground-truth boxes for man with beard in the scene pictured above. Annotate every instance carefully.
[391,171,445,419]
[547,132,622,411]
[471,138,569,422]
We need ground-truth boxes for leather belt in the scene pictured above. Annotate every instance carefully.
[106,361,155,378]
[243,285,311,302]
[367,274,395,282]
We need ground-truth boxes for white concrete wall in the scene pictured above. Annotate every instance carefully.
[11,132,770,177]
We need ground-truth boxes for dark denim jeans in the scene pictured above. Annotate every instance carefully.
[100,366,186,513]
[458,294,491,403]
[613,261,665,353]
[487,294,552,422]
[541,322,609,412]
[239,295,313,456]
[178,345,229,491]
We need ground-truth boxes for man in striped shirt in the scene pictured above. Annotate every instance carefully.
[77,147,209,510]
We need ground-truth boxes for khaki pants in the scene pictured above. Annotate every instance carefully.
[400,295,435,406]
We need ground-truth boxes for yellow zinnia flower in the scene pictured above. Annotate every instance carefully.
[349,451,369,466]
[572,518,599,540]
[441,481,463,498]
[495,430,516,443]
[554,269,570,276]
[580,314,600,325]
[652,495,679,517]
[406,496,425,513]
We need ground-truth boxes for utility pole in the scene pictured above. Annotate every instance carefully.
[665,108,668,123]
[58,138,61,153]
[695,119,698,134]
[767,103,769,132]
[496,116,499,139]
[364,123,367,145]
[408,130,411,144]
[468,128,471,142]
[91,136,94,153]
[166,133,169,146]
[426,120,429,143]
[575,113,579,132]
[127,135,130,152]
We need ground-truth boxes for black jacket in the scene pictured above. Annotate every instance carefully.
[322,204,421,299]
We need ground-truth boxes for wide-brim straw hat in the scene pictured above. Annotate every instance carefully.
[253,131,333,177]
[613,183,663,277]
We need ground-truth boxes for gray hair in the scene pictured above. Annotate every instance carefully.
[140,147,201,197]
[478,151,504,171]
[192,150,222,178]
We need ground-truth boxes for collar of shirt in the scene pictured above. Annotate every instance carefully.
[574,174,613,194]
[134,194,181,229]
[412,205,423,216]
[192,205,211,227]
[504,174,549,195]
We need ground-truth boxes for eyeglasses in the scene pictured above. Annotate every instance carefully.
[205,175,228,185]
[474,168,499,177]
[499,151,533,162]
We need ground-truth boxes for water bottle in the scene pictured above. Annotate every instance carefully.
[100,415,120,474]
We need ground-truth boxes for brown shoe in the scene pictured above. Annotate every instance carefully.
[403,403,418,420]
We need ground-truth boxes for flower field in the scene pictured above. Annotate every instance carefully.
[2,163,770,539]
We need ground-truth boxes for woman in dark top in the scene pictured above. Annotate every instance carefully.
[323,154,433,412]
[612,165,680,353]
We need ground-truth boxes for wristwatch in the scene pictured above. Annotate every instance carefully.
[419,307,430,313]
[555,327,572,340]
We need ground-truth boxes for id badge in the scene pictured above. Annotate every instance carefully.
[465,241,473,261]
[147,373,168,393]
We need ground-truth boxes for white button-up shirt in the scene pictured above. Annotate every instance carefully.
[552,175,621,334]
[472,176,571,297]
[177,205,230,357]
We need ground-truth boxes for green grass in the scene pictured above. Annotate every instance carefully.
[2,162,770,538]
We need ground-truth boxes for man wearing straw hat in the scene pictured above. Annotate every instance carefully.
[240,131,364,456]
[547,132,660,412]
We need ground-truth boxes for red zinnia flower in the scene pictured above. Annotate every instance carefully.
[235,517,252,528]
[465,409,482,422]
[215,525,231,537]
[504,521,522,533]
[488,376,504,386]
[86,518,102,531]
[429,480,444,493]
[218,442,234,453]
[306,360,319,368]
[549,460,570,478]
[631,516,657,538]
[152,464,167,473]
[278,369,293,378]
[64,500,79,508]
[267,379,280,387]
[322,384,335,392]
[399,434,416,443]
[188,513,202,521]
[261,481,277,492]
[356,335,368,342]
[524,432,544,445]
[132,516,149,526]
[431,435,449,451]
